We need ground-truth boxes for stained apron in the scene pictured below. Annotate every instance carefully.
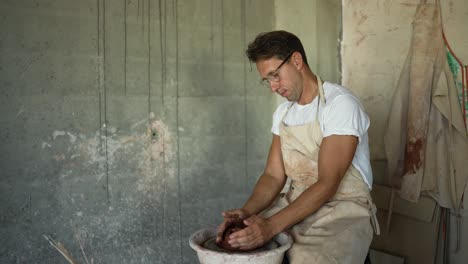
[384,0,468,210]
[261,77,380,264]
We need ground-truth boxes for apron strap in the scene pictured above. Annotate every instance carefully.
[280,101,295,123]
[316,75,326,105]
[316,75,325,120]
[281,75,325,123]
[369,198,381,235]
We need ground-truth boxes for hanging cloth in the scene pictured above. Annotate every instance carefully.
[444,32,468,134]
[384,0,468,211]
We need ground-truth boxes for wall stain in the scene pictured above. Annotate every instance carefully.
[41,114,175,255]
[47,113,174,199]
[356,30,366,46]
[400,3,418,7]
[357,13,367,26]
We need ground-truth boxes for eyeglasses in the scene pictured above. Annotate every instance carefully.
[260,52,294,89]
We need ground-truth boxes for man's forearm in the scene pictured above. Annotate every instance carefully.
[242,174,286,216]
[267,135,357,234]
[268,180,338,234]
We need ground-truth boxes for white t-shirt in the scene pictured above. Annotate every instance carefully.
[271,82,373,189]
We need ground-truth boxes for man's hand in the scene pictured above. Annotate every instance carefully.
[227,215,276,251]
[216,209,250,244]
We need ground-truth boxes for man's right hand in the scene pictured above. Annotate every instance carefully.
[216,209,250,244]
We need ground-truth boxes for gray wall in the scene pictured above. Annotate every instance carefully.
[0,0,276,263]
[276,0,341,84]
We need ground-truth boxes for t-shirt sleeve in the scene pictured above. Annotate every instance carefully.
[321,94,370,141]
[271,103,288,135]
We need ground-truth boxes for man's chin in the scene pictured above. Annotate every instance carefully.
[278,92,296,102]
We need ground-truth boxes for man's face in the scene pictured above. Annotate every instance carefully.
[256,55,302,102]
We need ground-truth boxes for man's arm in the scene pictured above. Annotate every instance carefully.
[228,134,358,250]
[216,134,286,244]
[242,134,287,216]
[267,134,358,233]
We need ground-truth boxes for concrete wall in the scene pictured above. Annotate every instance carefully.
[0,0,276,263]
[341,0,468,263]
[274,0,342,104]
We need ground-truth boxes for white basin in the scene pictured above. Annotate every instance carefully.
[189,226,292,264]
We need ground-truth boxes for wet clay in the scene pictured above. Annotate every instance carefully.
[217,215,247,251]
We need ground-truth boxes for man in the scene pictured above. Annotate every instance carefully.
[216,30,379,263]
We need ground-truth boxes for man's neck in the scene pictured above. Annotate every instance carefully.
[297,70,319,105]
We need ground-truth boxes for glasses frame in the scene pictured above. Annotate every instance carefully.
[260,51,294,88]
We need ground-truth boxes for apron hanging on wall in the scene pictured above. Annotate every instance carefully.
[384,0,468,216]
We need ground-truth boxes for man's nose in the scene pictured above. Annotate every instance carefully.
[270,81,280,92]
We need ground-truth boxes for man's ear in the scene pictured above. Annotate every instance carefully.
[293,52,304,70]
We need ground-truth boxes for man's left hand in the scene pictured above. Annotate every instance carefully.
[227,215,276,251]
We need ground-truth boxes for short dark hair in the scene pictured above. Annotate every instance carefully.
[246,30,309,66]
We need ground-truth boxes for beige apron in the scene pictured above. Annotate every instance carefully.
[384,0,468,209]
[261,77,380,264]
